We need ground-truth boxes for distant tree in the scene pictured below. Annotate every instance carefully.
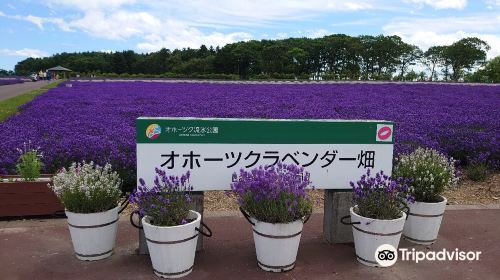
[358,35,404,80]
[466,56,500,83]
[287,47,309,78]
[261,41,288,74]
[231,40,262,79]
[423,46,446,81]
[397,44,422,80]
[404,70,419,81]
[321,34,362,80]
[418,71,426,81]
[0,69,15,76]
[11,34,494,83]
[444,37,490,81]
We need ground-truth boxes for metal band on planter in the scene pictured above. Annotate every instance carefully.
[145,222,213,245]
[402,235,437,243]
[153,265,194,277]
[253,229,302,239]
[75,249,113,258]
[257,260,295,271]
[240,207,255,226]
[340,215,403,236]
[355,254,378,265]
[195,221,213,237]
[340,215,361,225]
[408,212,444,218]
[129,210,143,229]
[352,225,403,236]
[118,197,130,214]
[240,207,311,227]
[68,218,119,229]
[146,234,198,245]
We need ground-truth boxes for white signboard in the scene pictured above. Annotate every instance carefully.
[136,118,394,191]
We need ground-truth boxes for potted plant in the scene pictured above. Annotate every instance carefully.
[393,147,458,245]
[343,169,413,267]
[0,142,63,217]
[129,168,212,279]
[230,162,313,272]
[49,161,122,261]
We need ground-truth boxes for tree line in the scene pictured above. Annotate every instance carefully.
[12,34,496,82]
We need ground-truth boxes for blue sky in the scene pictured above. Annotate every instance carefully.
[1,0,499,70]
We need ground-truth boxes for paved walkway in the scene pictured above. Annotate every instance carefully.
[0,80,51,101]
[1,209,499,280]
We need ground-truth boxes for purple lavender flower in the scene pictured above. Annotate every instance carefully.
[231,162,313,223]
[351,169,414,220]
[129,168,193,227]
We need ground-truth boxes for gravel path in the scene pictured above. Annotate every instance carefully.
[0,80,51,101]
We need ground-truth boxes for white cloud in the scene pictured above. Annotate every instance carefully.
[306,29,330,38]
[0,12,71,31]
[383,15,500,34]
[153,0,377,28]
[383,15,500,58]
[486,0,500,9]
[1,0,382,52]
[24,15,45,29]
[10,0,499,58]
[402,0,468,9]
[276,32,289,39]
[0,48,49,58]
[47,0,137,11]
[61,10,252,51]
[68,11,161,40]
[31,0,370,52]
[44,0,378,30]
[331,19,375,27]
[1,8,252,50]
[136,25,252,52]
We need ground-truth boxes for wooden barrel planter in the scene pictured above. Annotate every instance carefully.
[142,210,209,278]
[0,174,64,218]
[240,208,308,273]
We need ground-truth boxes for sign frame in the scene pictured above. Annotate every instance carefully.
[137,117,395,191]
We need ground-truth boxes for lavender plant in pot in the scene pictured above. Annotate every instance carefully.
[49,161,122,261]
[393,148,458,245]
[230,162,313,272]
[345,169,414,267]
[129,168,212,279]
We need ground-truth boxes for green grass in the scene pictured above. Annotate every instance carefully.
[0,81,63,122]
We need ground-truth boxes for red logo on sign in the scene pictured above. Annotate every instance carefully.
[377,126,392,140]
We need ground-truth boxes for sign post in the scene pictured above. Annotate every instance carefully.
[136,118,395,245]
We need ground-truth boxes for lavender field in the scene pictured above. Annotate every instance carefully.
[0,81,498,189]
[0,78,24,86]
